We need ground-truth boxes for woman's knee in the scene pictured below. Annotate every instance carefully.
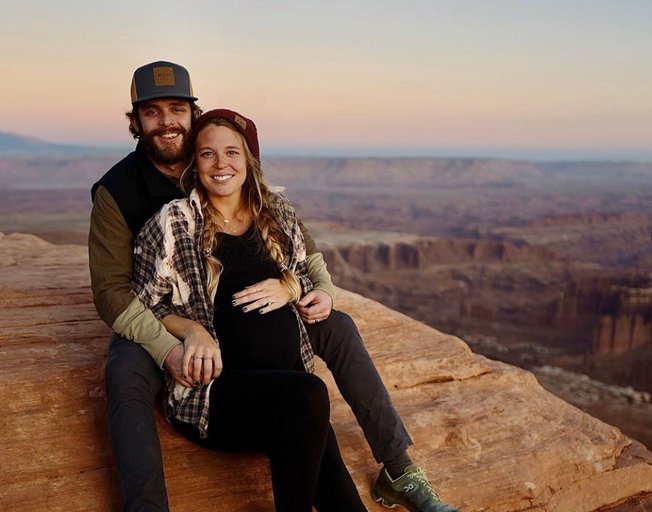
[289,373,330,425]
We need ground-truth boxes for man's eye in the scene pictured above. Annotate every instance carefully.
[145,109,158,116]
[174,108,186,113]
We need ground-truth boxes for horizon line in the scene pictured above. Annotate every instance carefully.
[2,130,651,164]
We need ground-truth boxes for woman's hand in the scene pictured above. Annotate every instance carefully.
[161,315,222,386]
[182,323,223,386]
[233,278,293,315]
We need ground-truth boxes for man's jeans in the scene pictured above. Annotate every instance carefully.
[104,310,412,511]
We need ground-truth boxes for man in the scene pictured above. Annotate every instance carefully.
[89,60,459,512]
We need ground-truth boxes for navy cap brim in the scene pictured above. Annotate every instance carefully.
[132,92,198,105]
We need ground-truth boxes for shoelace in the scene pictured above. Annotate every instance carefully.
[411,468,441,501]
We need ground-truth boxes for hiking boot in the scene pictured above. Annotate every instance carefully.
[371,464,460,512]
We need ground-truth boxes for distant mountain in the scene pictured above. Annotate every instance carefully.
[0,130,129,155]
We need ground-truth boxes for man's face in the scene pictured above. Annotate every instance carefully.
[135,98,193,165]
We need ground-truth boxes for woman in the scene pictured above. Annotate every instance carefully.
[133,108,367,512]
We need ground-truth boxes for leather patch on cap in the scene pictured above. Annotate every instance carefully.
[234,115,247,130]
[153,67,175,87]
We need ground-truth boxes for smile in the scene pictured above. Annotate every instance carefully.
[211,174,234,182]
[159,133,180,140]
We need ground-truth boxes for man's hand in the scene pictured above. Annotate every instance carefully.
[163,344,194,388]
[233,278,293,315]
[182,323,223,386]
[297,290,333,324]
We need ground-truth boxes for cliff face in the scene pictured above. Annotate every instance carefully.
[321,236,558,275]
[530,278,652,354]
[490,213,652,269]
[591,286,652,355]
[541,278,652,392]
[321,235,652,380]
[1,232,652,512]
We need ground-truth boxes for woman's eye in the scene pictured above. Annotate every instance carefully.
[201,151,214,158]
[227,150,239,156]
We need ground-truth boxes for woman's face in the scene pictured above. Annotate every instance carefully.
[195,124,248,203]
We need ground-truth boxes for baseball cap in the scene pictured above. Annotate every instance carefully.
[130,61,198,105]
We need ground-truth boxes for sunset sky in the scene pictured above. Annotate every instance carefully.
[2,0,651,160]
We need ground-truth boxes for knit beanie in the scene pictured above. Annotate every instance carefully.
[193,109,260,160]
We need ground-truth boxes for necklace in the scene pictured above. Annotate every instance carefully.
[221,217,239,235]
[219,213,249,235]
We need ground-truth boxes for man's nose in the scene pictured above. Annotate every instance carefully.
[159,111,174,126]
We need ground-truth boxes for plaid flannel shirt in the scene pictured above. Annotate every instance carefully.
[133,187,315,438]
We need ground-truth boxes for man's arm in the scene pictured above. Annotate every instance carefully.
[89,185,181,368]
[296,218,336,322]
[298,218,336,303]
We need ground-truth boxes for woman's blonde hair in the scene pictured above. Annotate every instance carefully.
[186,118,302,303]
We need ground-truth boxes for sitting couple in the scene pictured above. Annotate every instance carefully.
[89,61,460,512]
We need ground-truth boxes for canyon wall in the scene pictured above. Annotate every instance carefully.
[320,235,558,275]
[320,236,652,392]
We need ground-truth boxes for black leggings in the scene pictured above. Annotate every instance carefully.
[173,370,367,512]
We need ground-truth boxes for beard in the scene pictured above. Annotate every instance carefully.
[140,126,192,165]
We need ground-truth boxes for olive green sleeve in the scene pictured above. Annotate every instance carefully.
[112,297,181,368]
[89,186,181,367]
[298,218,336,303]
[89,185,135,325]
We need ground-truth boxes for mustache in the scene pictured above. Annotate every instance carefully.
[150,126,188,137]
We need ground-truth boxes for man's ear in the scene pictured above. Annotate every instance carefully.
[130,115,141,136]
[193,108,202,120]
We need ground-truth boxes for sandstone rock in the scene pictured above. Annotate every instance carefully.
[1,233,651,512]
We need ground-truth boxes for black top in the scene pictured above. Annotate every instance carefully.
[91,142,185,237]
[213,224,302,372]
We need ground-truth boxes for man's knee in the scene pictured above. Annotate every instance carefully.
[310,309,365,356]
[328,310,358,332]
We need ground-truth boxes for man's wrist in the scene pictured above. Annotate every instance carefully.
[313,286,335,306]
[159,340,183,369]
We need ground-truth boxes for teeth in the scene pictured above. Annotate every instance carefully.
[161,133,178,139]
[212,175,233,182]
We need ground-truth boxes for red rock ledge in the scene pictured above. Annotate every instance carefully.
[1,232,651,512]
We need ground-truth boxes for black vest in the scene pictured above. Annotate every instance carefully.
[91,143,186,237]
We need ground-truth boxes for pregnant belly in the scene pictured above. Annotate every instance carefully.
[214,304,302,372]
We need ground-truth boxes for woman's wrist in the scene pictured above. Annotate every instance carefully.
[181,321,206,341]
